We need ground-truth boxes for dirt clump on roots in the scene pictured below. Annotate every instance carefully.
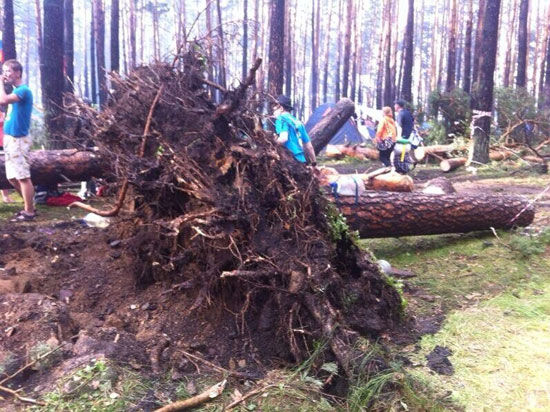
[0,51,402,404]
[69,51,403,376]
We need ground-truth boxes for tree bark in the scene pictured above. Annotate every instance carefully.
[401,0,414,102]
[341,0,353,97]
[43,0,65,149]
[268,0,285,97]
[110,0,119,72]
[334,192,535,238]
[0,150,106,190]
[90,4,97,105]
[472,0,487,89]
[94,0,107,108]
[64,0,74,92]
[309,98,355,154]
[242,0,249,81]
[470,0,500,164]
[2,0,17,60]
[446,0,458,92]
[516,0,529,88]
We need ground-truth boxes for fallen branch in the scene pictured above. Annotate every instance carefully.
[180,350,258,380]
[0,341,68,386]
[155,380,227,412]
[0,384,45,406]
[224,383,277,410]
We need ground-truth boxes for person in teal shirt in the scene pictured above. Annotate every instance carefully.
[0,59,35,220]
[274,95,316,165]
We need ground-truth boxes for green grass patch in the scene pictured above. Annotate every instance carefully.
[360,231,550,314]
[409,285,550,411]
[0,192,104,222]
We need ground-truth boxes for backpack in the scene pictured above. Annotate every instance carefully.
[391,139,415,174]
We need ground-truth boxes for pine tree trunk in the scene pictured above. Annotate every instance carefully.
[310,0,319,110]
[242,0,249,81]
[129,0,136,69]
[90,4,97,105]
[472,0,487,89]
[401,0,414,102]
[309,98,355,154]
[334,0,343,101]
[382,0,393,106]
[322,7,333,103]
[463,0,474,93]
[341,0,353,97]
[0,150,106,190]
[516,0,529,88]
[216,0,227,89]
[268,0,285,97]
[110,0,119,72]
[43,0,65,149]
[541,4,550,109]
[94,0,107,108]
[335,192,535,238]
[470,0,500,164]
[64,0,74,92]
[2,0,17,60]
[446,0,458,91]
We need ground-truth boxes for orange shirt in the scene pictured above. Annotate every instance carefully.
[375,115,397,143]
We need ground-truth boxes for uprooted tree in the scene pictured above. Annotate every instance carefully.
[64,51,402,378]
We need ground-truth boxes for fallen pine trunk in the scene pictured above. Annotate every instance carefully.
[440,151,515,172]
[0,149,106,189]
[309,98,356,154]
[324,144,379,160]
[334,192,534,238]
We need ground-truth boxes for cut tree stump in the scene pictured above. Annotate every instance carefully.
[309,98,356,154]
[333,192,535,238]
[0,149,106,189]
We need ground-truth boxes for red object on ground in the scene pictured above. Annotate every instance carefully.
[46,192,83,206]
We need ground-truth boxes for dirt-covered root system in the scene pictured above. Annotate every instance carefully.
[67,49,402,376]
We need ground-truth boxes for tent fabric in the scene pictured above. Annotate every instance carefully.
[305,102,368,146]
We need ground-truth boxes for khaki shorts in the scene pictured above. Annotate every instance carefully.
[4,134,32,180]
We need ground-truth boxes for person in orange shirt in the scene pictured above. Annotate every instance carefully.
[0,109,14,203]
[374,106,397,166]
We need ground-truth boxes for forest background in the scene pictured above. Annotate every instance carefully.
[1,0,549,158]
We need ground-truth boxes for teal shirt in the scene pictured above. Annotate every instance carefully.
[4,84,33,137]
[275,112,310,163]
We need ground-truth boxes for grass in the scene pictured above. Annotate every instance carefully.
[409,286,550,411]
[361,226,550,411]
[0,191,104,222]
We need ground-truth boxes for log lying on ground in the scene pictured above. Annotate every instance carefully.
[334,192,534,238]
[309,98,356,154]
[0,149,106,189]
[440,157,467,172]
[440,150,514,172]
[324,144,379,160]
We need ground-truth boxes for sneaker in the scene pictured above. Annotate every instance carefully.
[10,212,36,222]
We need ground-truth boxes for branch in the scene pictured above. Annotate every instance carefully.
[154,380,226,412]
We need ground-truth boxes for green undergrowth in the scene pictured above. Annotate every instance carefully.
[361,228,550,411]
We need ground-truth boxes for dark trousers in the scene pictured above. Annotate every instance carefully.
[379,146,394,167]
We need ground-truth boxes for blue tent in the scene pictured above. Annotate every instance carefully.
[305,102,369,146]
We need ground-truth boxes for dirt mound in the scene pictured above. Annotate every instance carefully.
[0,51,402,406]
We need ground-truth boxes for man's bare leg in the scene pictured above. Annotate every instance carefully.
[18,178,34,214]
[1,189,13,203]
[8,178,22,196]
